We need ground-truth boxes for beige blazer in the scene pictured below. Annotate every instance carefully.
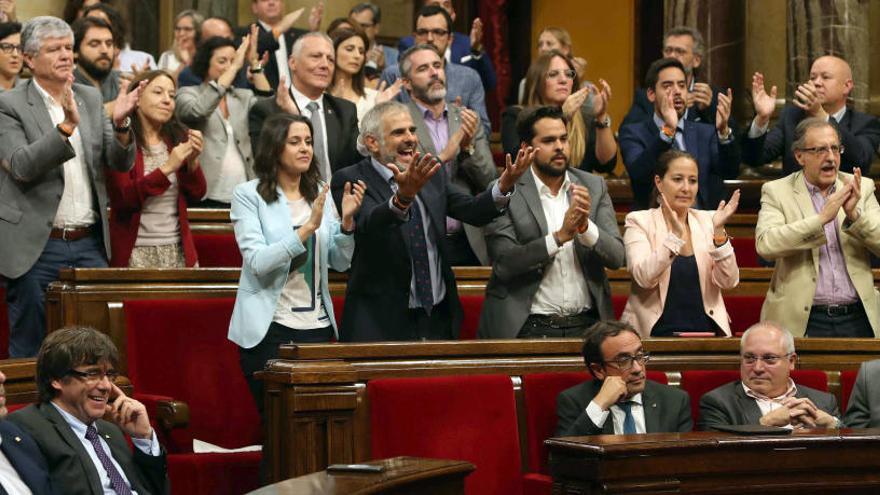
[621,208,739,337]
[755,171,880,337]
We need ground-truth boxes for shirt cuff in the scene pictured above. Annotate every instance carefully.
[132,429,160,457]
[576,220,600,247]
[544,233,560,257]
[492,182,512,210]
[748,118,769,138]
[663,233,686,255]
[586,400,610,429]
[710,237,735,260]
[718,129,734,144]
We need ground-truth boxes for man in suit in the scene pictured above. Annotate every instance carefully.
[699,322,840,430]
[0,370,57,494]
[843,359,880,428]
[330,100,531,342]
[744,55,880,175]
[620,57,740,210]
[756,118,880,337]
[249,32,360,180]
[380,5,490,136]
[0,16,141,358]
[10,326,169,494]
[400,44,496,266]
[478,106,625,339]
[557,321,692,436]
[622,26,728,128]
[397,0,496,93]
[349,3,398,76]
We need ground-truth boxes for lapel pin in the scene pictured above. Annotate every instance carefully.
[14,436,20,442]
[652,403,657,408]
[105,434,111,439]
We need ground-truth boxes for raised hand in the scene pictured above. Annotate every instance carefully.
[469,17,483,53]
[562,86,590,118]
[591,78,612,120]
[712,189,740,232]
[691,82,713,111]
[299,184,329,242]
[367,44,384,67]
[716,88,733,135]
[232,33,250,72]
[385,152,441,199]
[275,75,299,115]
[752,72,777,125]
[843,167,862,222]
[248,24,262,68]
[593,376,629,410]
[106,383,152,439]
[498,145,536,194]
[375,79,402,104]
[308,1,325,32]
[60,75,79,128]
[793,81,826,118]
[162,140,194,174]
[819,182,852,224]
[341,180,367,231]
[112,78,147,129]
[660,193,686,239]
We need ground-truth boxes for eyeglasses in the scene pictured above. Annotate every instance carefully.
[604,352,651,371]
[174,26,195,32]
[0,42,21,54]
[415,29,449,38]
[741,353,793,366]
[546,69,577,80]
[358,22,375,29]
[67,368,120,383]
[799,145,844,156]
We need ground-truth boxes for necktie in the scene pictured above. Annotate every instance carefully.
[306,101,330,180]
[85,425,132,495]
[618,401,637,434]
[404,199,434,314]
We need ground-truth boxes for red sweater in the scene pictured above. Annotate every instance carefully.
[105,145,207,267]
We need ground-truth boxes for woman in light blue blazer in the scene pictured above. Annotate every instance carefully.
[228,113,366,414]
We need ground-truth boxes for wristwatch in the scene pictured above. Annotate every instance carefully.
[250,63,263,74]
[113,116,131,133]
[595,115,611,129]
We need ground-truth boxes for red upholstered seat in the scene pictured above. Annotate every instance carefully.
[369,374,522,495]
[459,294,484,340]
[124,298,260,495]
[731,237,759,268]
[841,370,858,413]
[724,295,765,335]
[331,295,344,332]
[612,295,627,319]
[0,281,7,359]
[791,369,829,392]
[192,233,242,267]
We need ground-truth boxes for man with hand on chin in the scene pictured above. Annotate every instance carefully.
[10,325,168,494]
[331,100,532,341]
[556,320,692,436]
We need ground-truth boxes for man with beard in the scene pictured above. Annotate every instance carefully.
[71,16,123,116]
[620,57,740,210]
[478,105,625,338]
[400,44,495,265]
[330,100,532,341]
[756,118,880,337]
[744,55,880,175]
[557,320,692,435]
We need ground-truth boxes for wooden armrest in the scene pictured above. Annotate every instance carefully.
[156,399,189,431]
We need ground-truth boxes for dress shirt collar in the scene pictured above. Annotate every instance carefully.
[831,106,847,123]
[258,20,273,33]
[652,112,685,133]
[50,401,91,439]
[742,379,798,402]
[370,157,395,184]
[289,83,322,114]
[618,392,643,406]
[31,78,61,107]
[804,174,836,197]
[530,166,572,198]
[415,100,447,121]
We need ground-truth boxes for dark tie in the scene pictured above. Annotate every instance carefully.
[85,425,132,495]
[404,199,434,314]
[306,101,330,180]
[618,401,637,434]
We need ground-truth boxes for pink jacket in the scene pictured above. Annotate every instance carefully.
[620,208,739,337]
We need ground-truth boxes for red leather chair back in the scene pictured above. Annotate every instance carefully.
[193,233,243,267]
[841,370,858,413]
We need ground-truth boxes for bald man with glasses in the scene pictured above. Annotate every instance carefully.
[556,320,692,436]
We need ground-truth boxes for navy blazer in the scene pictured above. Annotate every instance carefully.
[0,420,55,495]
[398,32,496,91]
[237,23,307,90]
[619,118,741,210]
[742,104,880,175]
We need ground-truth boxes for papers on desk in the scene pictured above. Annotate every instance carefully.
[193,439,263,453]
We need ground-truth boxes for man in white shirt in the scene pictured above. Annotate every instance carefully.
[556,320,692,436]
[10,326,168,494]
[478,105,625,339]
[0,16,141,358]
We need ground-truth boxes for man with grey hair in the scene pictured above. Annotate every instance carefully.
[330,100,532,341]
[756,117,880,337]
[349,2,398,76]
[399,43,495,265]
[248,31,359,180]
[699,321,840,431]
[622,26,729,128]
[0,15,143,357]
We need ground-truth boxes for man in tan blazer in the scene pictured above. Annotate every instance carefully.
[756,117,880,337]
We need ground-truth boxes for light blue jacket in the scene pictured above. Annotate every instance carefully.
[228,180,354,348]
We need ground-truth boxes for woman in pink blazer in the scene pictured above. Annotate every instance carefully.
[621,150,740,337]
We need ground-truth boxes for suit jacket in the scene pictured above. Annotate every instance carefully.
[237,23,307,90]
[176,83,261,198]
[556,379,692,436]
[755,171,880,337]
[398,32,497,91]
[228,179,353,347]
[380,62,490,138]
[248,90,360,176]
[843,359,880,428]
[742,104,880,175]
[620,208,739,337]
[9,403,169,495]
[0,420,56,495]
[619,117,741,211]
[0,80,136,279]
[698,380,840,431]
[405,100,497,265]
[330,157,503,342]
[478,168,625,339]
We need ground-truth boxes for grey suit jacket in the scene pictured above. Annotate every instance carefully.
[477,168,625,338]
[9,403,169,495]
[0,80,135,278]
[843,359,880,428]
[556,379,692,436]
[698,380,840,431]
[176,83,259,199]
[405,100,497,265]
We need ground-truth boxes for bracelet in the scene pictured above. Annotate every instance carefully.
[250,63,263,73]
[713,231,730,247]
[392,194,412,210]
[594,115,611,129]
[57,123,74,138]
[661,125,676,138]
[113,116,131,133]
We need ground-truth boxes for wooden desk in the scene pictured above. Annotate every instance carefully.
[247,457,473,495]
[547,429,880,494]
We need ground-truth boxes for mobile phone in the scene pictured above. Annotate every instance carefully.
[326,463,386,473]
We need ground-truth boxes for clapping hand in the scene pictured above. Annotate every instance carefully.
[690,82,713,111]
[590,79,612,121]
[498,145,536,194]
[843,167,862,222]
[562,86,590,118]
[299,185,329,242]
[751,72,777,126]
[660,193,686,239]
[275,75,299,115]
[374,79,402,104]
[716,88,733,135]
[557,184,591,244]
[340,180,367,232]
[469,17,483,53]
[385,152,441,200]
[793,81,826,119]
[60,74,79,128]
[712,189,740,232]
